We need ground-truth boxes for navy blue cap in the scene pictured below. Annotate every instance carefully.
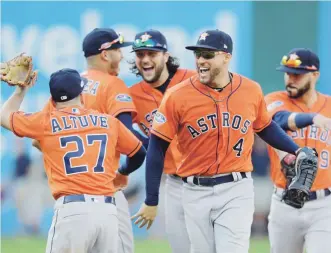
[49,68,88,102]
[132,29,168,52]
[83,28,133,57]
[276,48,320,74]
[186,29,233,54]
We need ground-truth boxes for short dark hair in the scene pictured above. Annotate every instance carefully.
[130,55,180,77]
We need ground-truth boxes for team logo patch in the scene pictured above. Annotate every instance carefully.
[154,112,166,124]
[267,101,284,111]
[115,94,132,102]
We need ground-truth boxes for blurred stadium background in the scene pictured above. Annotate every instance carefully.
[1,1,330,252]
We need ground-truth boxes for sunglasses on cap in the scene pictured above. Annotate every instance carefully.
[194,50,227,60]
[132,37,164,50]
[281,55,318,71]
[98,33,125,51]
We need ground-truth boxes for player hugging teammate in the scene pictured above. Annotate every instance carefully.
[1,29,326,253]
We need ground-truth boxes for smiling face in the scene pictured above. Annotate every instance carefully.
[194,50,231,86]
[135,50,169,84]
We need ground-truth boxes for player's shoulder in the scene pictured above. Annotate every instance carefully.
[129,80,144,94]
[166,75,196,96]
[265,90,289,100]
[173,68,197,81]
[318,92,331,101]
[234,73,262,90]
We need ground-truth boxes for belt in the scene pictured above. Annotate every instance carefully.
[63,194,116,205]
[169,174,181,179]
[274,187,331,201]
[182,172,247,187]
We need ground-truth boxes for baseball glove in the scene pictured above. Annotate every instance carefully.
[281,153,296,188]
[283,147,318,209]
[0,53,37,87]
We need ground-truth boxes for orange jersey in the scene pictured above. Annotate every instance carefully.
[151,74,272,177]
[81,69,136,116]
[10,102,141,199]
[129,69,196,174]
[265,91,331,190]
[81,69,137,169]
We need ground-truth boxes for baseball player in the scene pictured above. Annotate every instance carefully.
[265,48,331,253]
[0,68,146,253]
[129,29,196,253]
[33,28,147,253]
[132,30,318,253]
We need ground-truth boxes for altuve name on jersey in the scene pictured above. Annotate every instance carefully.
[51,114,109,133]
[187,113,251,139]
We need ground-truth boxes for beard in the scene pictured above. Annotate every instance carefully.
[141,62,165,84]
[199,67,221,87]
[286,80,311,98]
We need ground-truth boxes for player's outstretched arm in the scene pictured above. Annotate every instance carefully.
[273,111,331,131]
[256,120,300,155]
[0,86,29,130]
[117,112,149,149]
[131,133,170,229]
[118,145,146,176]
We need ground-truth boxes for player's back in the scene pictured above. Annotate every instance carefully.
[81,69,136,116]
[37,103,128,199]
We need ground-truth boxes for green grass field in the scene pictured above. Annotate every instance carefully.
[1,237,269,253]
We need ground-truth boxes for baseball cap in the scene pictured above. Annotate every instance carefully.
[186,29,233,54]
[83,28,133,57]
[276,48,320,74]
[49,68,88,102]
[132,29,168,52]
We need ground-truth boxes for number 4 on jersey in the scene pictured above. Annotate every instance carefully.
[233,138,244,157]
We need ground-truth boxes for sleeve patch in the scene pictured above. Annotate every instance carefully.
[154,112,167,124]
[116,94,132,102]
[267,101,284,111]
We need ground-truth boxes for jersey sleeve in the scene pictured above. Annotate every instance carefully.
[106,78,137,117]
[115,118,142,157]
[10,111,45,140]
[150,92,179,143]
[253,86,272,132]
[265,93,289,117]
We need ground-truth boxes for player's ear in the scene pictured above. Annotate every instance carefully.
[223,53,232,64]
[164,52,170,63]
[312,71,320,79]
[100,50,109,61]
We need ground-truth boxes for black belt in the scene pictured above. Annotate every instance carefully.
[309,189,331,201]
[169,174,181,179]
[63,194,116,205]
[182,172,247,187]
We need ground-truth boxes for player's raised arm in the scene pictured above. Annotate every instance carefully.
[1,54,37,130]
[0,86,29,130]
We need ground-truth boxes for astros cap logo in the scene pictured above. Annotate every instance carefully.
[199,32,209,41]
[141,33,152,42]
